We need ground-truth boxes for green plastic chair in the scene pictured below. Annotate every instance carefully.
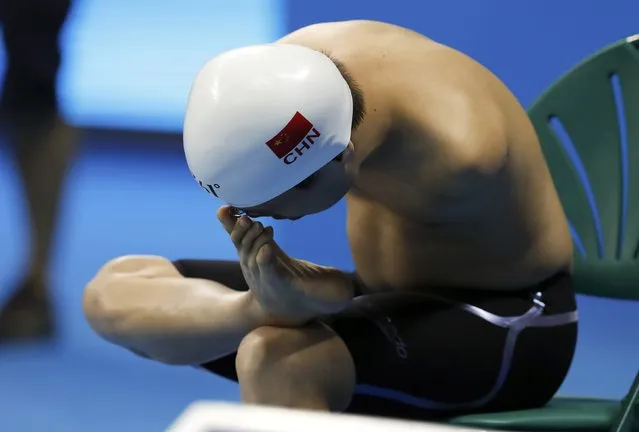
[450,35,639,431]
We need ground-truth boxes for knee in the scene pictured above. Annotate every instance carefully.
[236,325,356,411]
[235,326,293,381]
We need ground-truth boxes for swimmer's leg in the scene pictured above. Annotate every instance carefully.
[0,120,76,341]
[236,323,355,411]
[0,0,75,341]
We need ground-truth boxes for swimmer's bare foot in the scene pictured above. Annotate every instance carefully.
[217,206,354,325]
[0,276,54,342]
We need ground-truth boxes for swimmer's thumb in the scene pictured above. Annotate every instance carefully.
[216,205,237,233]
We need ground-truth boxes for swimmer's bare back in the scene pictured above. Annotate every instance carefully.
[278,20,572,290]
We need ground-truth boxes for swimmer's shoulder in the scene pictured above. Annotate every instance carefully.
[276,20,431,54]
[278,21,510,179]
[279,20,422,36]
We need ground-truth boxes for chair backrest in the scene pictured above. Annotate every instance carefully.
[528,35,639,300]
[611,368,639,432]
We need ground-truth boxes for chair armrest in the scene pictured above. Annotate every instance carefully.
[612,368,639,432]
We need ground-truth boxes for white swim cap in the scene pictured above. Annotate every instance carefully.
[183,43,354,208]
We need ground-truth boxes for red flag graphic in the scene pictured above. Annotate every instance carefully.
[265,112,313,158]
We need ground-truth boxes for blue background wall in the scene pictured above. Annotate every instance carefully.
[0,0,284,131]
[0,1,637,431]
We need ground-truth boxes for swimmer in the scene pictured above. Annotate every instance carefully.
[83,21,578,420]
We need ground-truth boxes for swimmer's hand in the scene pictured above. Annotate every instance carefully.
[217,206,354,325]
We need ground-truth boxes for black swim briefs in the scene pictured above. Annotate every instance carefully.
[172,259,578,421]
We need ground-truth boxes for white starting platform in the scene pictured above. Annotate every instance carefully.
[167,402,520,432]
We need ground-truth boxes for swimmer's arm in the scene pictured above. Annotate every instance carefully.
[82,255,261,365]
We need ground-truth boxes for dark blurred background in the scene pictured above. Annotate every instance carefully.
[0,0,637,430]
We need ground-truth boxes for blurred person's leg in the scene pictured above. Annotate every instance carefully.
[0,0,76,341]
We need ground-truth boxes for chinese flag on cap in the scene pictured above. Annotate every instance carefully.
[266,112,313,158]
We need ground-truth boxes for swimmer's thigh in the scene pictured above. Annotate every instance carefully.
[173,259,249,381]
[326,287,577,420]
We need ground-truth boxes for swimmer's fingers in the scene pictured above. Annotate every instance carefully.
[216,205,262,250]
[238,221,264,256]
[246,226,274,270]
[217,206,238,234]
[229,216,255,249]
